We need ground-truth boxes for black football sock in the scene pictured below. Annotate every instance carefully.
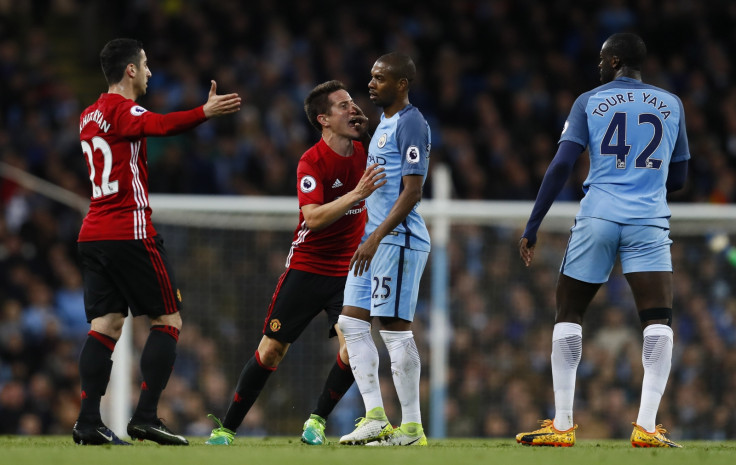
[313,353,354,419]
[78,331,116,424]
[222,351,275,431]
[132,325,179,422]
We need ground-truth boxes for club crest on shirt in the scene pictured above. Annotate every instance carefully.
[300,175,317,193]
[406,145,420,164]
[130,105,148,116]
[269,319,281,332]
[377,133,387,148]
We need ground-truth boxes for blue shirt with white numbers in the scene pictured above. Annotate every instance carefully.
[561,76,690,227]
[365,104,431,251]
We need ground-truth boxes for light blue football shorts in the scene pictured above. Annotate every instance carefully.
[560,216,673,284]
[343,243,429,321]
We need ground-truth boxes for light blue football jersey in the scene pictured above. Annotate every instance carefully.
[561,76,690,227]
[365,104,431,252]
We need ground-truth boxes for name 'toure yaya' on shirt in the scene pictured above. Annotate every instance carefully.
[591,91,671,119]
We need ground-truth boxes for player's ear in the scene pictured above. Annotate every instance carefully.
[126,63,136,78]
[398,77,409,92]
[611,55,621,70]
[317,114,328,128]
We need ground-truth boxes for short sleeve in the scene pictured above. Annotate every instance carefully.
[559,93,590,148]
[296,159,324,207]
[396,110,430,177]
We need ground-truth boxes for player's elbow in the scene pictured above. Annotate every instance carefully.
[404,184,423,205]
[303,217,325,232]
[666,178,686,193]
[666,160,688,192]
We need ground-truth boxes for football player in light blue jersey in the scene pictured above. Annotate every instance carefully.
[337,52,431,446]
[362,92,431,252]
[517,33,688,448]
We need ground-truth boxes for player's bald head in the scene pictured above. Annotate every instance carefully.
[602,33,647,71]
[375,52,416,85]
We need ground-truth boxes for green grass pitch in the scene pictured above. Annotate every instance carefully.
[3,436,736,465]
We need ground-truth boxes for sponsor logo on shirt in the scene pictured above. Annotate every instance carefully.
[332,179,343,188]
[300,175,317,193]
[346,205,366,215]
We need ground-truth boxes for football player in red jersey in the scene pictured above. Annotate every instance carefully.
[204,80,386,446]
[73,38,240,446]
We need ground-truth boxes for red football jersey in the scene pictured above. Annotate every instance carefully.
[78,93,207,241]
[286,138,368,276]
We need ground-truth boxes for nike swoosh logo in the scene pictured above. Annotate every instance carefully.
[405,436,421,445]
[374,302,388,307]
[132,425,180,439]
[98,430,113,441]
[524,433,554,439]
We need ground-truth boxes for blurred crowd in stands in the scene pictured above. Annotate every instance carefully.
[2,0,736,439]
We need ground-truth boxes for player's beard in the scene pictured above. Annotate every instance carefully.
[600,64,615,84]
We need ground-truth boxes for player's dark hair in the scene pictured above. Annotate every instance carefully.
[605,33,647,71]
[377,52,416,84]
[99,38,144,86]
[304,80,346,132]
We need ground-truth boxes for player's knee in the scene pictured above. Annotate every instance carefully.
[90,313,125,339]
[638,307,672,327]
[257,339,288,367]
[338,314,371,335]
[257,350,281,367]
[152,311,182,330]
[338,343,350,365]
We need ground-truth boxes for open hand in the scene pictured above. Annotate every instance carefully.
[203,80,241,118]
[352,163,387,200]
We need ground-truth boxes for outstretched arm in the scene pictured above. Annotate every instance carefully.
[519,140,584,266]
[130,81,241,137]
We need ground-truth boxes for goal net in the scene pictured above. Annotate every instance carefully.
[6,161,734,439]
[131,168,736,439]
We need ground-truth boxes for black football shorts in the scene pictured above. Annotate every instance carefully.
[78,235,182,321]
[262,268,346,343]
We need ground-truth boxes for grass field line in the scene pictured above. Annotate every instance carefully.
[2,436,735,465]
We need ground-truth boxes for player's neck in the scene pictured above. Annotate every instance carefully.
[615,68,642,81]
[383,97,410,118]
[107,82,140,101]
[322,133,354,157]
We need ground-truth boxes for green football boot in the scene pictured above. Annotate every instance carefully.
[301,414,327,445]
[205,414,235,445]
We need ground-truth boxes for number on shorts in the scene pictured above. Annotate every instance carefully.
[372,276,392,299]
